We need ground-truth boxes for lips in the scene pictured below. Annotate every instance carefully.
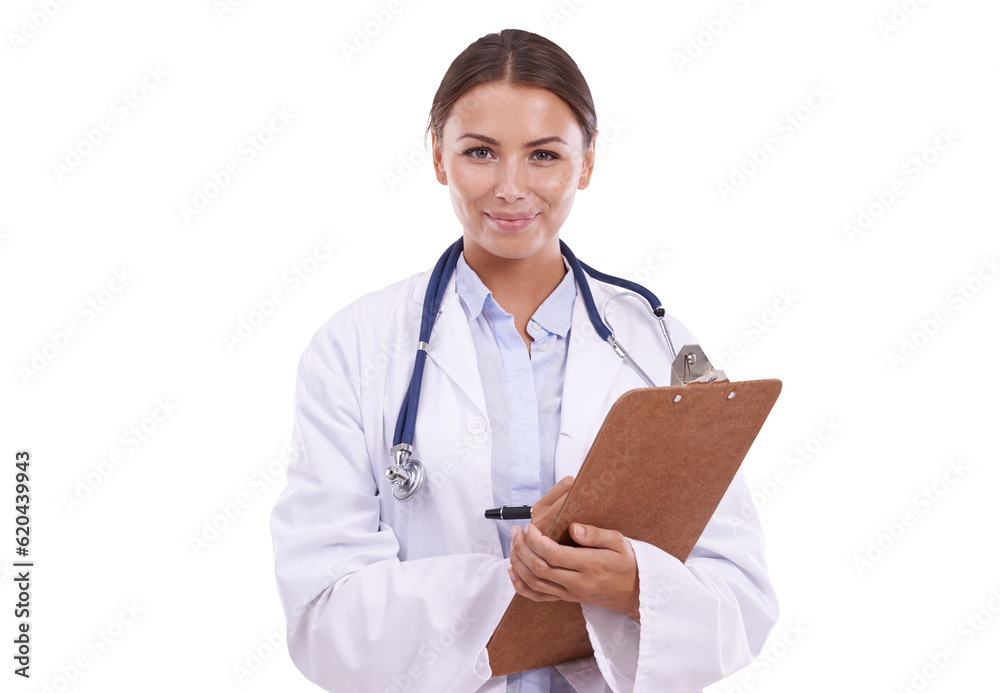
[488,213,537,221]
[486,212,538,232]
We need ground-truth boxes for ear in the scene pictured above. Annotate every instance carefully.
[577,131,597,190]
[431,129,448,186]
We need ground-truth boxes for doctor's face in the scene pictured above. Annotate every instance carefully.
[431,81,596,263]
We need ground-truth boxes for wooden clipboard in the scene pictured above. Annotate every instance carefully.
[486,378,782,676]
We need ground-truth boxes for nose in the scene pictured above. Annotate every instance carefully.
[494,158,527,202]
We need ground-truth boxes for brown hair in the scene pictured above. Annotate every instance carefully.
[425,28,598,151]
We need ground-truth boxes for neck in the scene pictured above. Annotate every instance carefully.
[462,235,567,314]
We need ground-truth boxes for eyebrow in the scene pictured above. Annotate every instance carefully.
[458,133,568,148]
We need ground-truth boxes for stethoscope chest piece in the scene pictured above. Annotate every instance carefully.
[386,444,424,501]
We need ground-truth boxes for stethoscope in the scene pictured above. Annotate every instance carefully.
[385,235,681,501]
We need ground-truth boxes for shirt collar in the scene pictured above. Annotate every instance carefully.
[455,250,576,337]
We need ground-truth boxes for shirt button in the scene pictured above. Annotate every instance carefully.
[467,417,486,434]
[473,539,492,554]
[530,320,540,330]
[539,343,549,352]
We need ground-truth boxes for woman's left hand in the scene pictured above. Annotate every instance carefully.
[508,522,641,623]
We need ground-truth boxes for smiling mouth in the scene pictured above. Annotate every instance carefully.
[486,213,538,231]
[488,212,537,220]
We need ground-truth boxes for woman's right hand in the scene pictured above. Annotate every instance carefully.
[530,475,575,535]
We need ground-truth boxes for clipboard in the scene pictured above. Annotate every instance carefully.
[485,375,782,677]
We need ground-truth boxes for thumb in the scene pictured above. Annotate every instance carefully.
[571,523,613,548]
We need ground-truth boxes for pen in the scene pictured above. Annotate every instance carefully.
[484,504,531,520]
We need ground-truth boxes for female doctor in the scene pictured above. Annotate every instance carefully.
[270,28,778,693]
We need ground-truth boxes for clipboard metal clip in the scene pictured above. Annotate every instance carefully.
[671,345,729,386]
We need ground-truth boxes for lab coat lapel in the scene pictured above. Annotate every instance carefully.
[555,282,626,480]
[408,264,625,477]
[410,270,488,418]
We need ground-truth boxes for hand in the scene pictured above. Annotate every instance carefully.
[508,520,641,623]
[530,475,574,535]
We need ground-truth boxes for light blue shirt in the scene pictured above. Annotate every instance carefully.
[454,250,578,693]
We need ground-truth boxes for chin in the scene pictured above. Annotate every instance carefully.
[477,229,550,258]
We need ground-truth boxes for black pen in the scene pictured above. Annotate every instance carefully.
[484,504,531,520]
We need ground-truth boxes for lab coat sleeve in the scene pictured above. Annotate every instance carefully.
[572,312,779,693]
[576,470,779,693]
[269,326,514,693]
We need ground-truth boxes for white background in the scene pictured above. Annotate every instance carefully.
[1,0,998,691]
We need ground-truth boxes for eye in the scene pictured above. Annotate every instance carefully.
[463,146,493,159]
[533,150,560,161]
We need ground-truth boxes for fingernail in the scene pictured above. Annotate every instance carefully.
[507,568,515,581]
[574,523,586,539]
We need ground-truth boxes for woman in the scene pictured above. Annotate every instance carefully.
[270,28,778,693]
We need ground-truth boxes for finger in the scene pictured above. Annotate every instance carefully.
[507,567,561,602]
[569,523,626,552]
[550,482,573,507]
[533,476,575,512]
[540,477,573,504]
[512,535,614,606]
[523,523,586,571]
[539,484,574,534]
[511,529,562,583]
[509,546,566,597]
[554,475,575,492]
[510,525,533,559]
[511,524,530,550]
[510,532,575,594]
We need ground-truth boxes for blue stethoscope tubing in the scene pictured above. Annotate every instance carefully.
[387,235,678,499]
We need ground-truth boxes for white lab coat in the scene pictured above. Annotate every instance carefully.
[270,255,779,693]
